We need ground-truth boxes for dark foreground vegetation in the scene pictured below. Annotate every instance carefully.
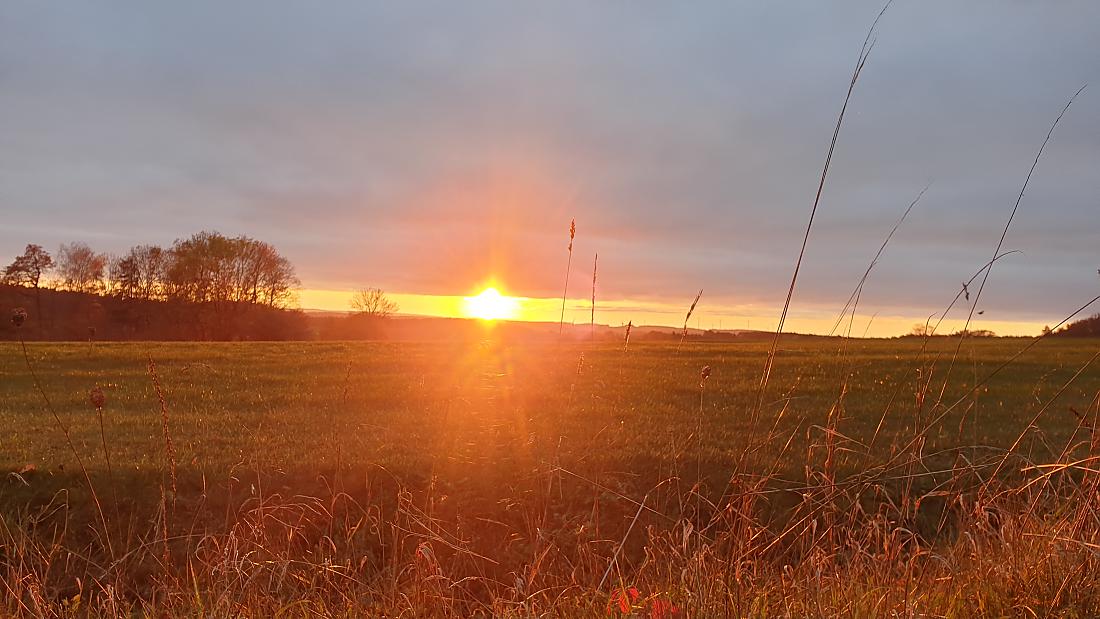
[4,338,1100,616]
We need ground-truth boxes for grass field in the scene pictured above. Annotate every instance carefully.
[4,336,1100,616]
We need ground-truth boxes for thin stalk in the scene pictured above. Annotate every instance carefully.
[748,0,890,454]
[590,252,598,339]
[95,405,119,515]
[936,84,1087,401]
[19,335,115,561]
[679,289,703,350]
[559,218,576,335]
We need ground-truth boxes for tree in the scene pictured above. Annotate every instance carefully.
[245,239,298,308]
[110,245,166,300]
[350,288,398,318]
[2,244,54,288]
[951,329,996,338]
[163,232,299,309]
[1059,314,1100,337]
[910,323,933,337]
[3,244,55,334]
[110,254,139,299]
[57,242,108,293]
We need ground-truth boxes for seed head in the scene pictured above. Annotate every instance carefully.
[11,308,28,328]
[89,386,106,410]
[700,365,712,388]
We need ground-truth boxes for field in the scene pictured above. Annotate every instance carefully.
[4,336,1100,616]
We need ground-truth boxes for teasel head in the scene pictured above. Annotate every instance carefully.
[11,307,28,329]
[89,386,106,410]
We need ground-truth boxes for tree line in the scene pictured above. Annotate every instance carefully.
[2,232,305,340]
[3,231,299,307]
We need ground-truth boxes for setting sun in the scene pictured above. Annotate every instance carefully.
[463,287,519,321]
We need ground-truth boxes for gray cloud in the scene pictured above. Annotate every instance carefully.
[1,1,1098,327]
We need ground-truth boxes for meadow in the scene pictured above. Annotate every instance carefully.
[4,336,1100,616]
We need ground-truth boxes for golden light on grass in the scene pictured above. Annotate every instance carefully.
[463,287,519,321]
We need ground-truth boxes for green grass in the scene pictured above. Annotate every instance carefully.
[3,337,1100,616]
[3,338,1097,481]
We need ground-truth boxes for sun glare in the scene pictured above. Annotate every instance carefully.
[463,287,519,321]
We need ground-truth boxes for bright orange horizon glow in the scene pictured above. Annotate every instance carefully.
[462,287,520,321]
[296,288,1055,337]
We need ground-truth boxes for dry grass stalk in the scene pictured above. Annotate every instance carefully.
[90,386,118,514]
[827,184,928,337]
[678,289,702,349]
[936,84,1087,401]
[148,357,179,504]
[752,1,891,423]
[14,308,115,562]
[559,218,576,335]
[590,252,597,338]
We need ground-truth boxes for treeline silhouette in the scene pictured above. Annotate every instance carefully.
[1056,314,1100,337]
[2,232,308,341]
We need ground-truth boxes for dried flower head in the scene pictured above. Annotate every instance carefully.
[700,365,712,388]
[89,386,106,410]
[11,307,28,328]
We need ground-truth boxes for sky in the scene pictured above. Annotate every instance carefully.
[1,1,1098,336]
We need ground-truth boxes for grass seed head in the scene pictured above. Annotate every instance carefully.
[11,307,28,328]
[89,386,106,410]
[686,289,703,323]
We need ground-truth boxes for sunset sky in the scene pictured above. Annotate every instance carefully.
[2,1,1098,336]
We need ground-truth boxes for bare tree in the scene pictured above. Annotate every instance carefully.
[910,323,933,337]
[350,288,398,318]
[3,244,55,333]
[57,242,108,293]
[111,245,167,300]
[2,244,54,288]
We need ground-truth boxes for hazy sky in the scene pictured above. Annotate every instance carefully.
[2,1,1098,333]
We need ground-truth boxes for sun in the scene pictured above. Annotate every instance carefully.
[463,287,518,321]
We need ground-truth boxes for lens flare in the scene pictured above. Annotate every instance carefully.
[463,287,518,321]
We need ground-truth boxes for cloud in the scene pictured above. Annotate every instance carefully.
[1,1,1097,330]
